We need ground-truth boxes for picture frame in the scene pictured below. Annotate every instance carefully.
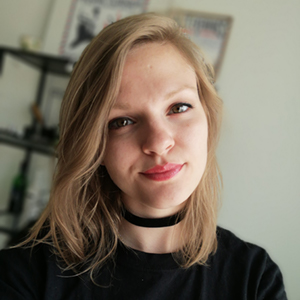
[168,9,233,78]
[42,0,150,60]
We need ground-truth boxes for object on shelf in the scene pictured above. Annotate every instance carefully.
[31,103,44,125]
[24,125,58,144]
[29,104,59,144]
[19,168,50,229]
[0,125,23,139]
[19,35,42,51]
[8,160,28,214]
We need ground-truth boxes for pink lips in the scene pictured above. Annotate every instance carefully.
[141,163,184,181]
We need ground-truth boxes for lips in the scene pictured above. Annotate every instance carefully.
[141,163,184,181]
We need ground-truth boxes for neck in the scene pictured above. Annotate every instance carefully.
[119,218,184,253]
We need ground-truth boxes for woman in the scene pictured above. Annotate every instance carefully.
[0,13,287,299]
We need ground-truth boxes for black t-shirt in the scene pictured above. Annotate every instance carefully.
[0,227,287,299]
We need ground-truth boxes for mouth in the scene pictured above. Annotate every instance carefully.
[140,163,184,181]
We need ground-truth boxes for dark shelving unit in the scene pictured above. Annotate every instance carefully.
[0,46,72,240]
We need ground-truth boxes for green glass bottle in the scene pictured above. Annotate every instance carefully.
[8,161,28,214]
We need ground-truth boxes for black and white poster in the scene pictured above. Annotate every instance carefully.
[59,0,149,60]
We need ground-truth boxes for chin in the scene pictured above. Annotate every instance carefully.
[142,192,191,213]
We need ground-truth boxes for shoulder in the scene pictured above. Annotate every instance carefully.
[0,243,58,299]
[216,226,277,266]
[0,242,54,272]
[213,227,287,299]
[216,226,266,255]
[215,226,279,272]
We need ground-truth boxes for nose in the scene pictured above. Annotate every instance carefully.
[141,121,175,156]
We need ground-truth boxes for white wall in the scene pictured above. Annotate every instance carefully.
[0,0,299,298]
[171,0,300,298]
[0,0,53,48]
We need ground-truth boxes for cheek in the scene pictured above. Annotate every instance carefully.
[103,137,136,173]
[181,119,208,152]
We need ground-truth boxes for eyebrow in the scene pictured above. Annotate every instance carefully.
[165,85,198,100]
[113,85,198,110]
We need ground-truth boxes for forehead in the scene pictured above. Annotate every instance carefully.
[120,42,196,92]
[126,42,192,71]
[111,42,198,111]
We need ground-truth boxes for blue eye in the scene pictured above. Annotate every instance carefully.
[108,117,134,129]
[169,103,192,114]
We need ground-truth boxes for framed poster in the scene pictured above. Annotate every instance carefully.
[43,0,150,60]
[169,9,233,77]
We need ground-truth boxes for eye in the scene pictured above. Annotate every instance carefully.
[108,117,134,130]
[169,103,192,114]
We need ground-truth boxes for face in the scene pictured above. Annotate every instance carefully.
[103,42,208,218]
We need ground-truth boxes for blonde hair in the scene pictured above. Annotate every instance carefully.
[26,13,222,278]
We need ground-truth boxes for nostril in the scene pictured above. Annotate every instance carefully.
[142,130,175,156]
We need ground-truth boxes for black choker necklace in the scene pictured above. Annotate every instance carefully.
[123,209,184,228]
